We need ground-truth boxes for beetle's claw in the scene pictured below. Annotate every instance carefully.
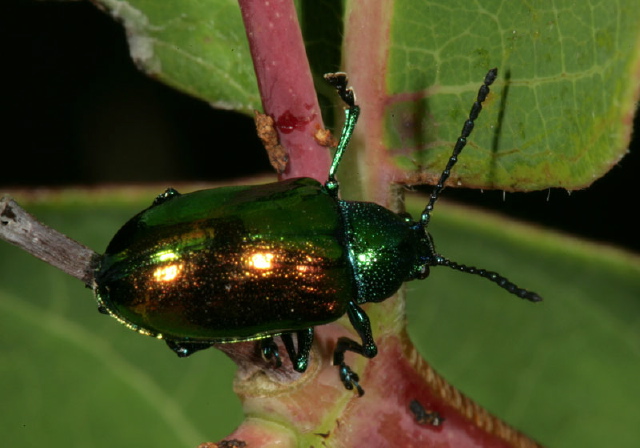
[338,362,364,396]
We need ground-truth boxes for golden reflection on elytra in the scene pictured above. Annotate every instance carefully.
[248,252,275,270]
[153,263,183,282]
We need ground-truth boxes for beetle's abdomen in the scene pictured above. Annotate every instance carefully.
[95,178,354,342]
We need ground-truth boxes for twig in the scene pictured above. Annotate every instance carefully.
[238,0,331,182]
[0,196,98,287]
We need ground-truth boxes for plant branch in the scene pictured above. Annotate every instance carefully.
[238,0,331,182]
[0,196,98,287]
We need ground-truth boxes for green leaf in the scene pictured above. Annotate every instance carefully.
[344,0,640,191]
[1,192,638,447]
[95,0,260,111]
[92,0,639,190]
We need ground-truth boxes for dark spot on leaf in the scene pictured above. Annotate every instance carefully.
[409,399,444,427]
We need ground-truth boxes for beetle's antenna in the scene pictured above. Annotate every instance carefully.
[420,68,498,227]
[433,255,542,302]
[417,69,541,302]
[323,72,361,197]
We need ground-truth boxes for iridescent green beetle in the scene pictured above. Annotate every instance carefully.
[95,69,541,396]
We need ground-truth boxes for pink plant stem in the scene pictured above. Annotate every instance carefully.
[238,0,331,182]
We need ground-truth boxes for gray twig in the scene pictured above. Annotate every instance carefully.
[0,196,99,287]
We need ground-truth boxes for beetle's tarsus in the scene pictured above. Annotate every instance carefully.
[323,72,355,107]
[153,187,181,206]
[338,362,364,396]
[333,336,376,395]
[330,301,379,394]
[165,340,213,358]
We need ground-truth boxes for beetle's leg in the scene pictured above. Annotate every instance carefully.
[260,336,282,368]
[323,72,360,198]
[282,328,314,372]
[333,301,378,396]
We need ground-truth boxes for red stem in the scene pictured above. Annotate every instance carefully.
[238,0,331,182]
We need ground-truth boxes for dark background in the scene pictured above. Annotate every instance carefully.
[2,0,639,252]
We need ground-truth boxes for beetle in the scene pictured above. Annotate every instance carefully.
[94,68,541,396]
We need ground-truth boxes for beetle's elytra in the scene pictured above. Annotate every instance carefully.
[95,69,541,396]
